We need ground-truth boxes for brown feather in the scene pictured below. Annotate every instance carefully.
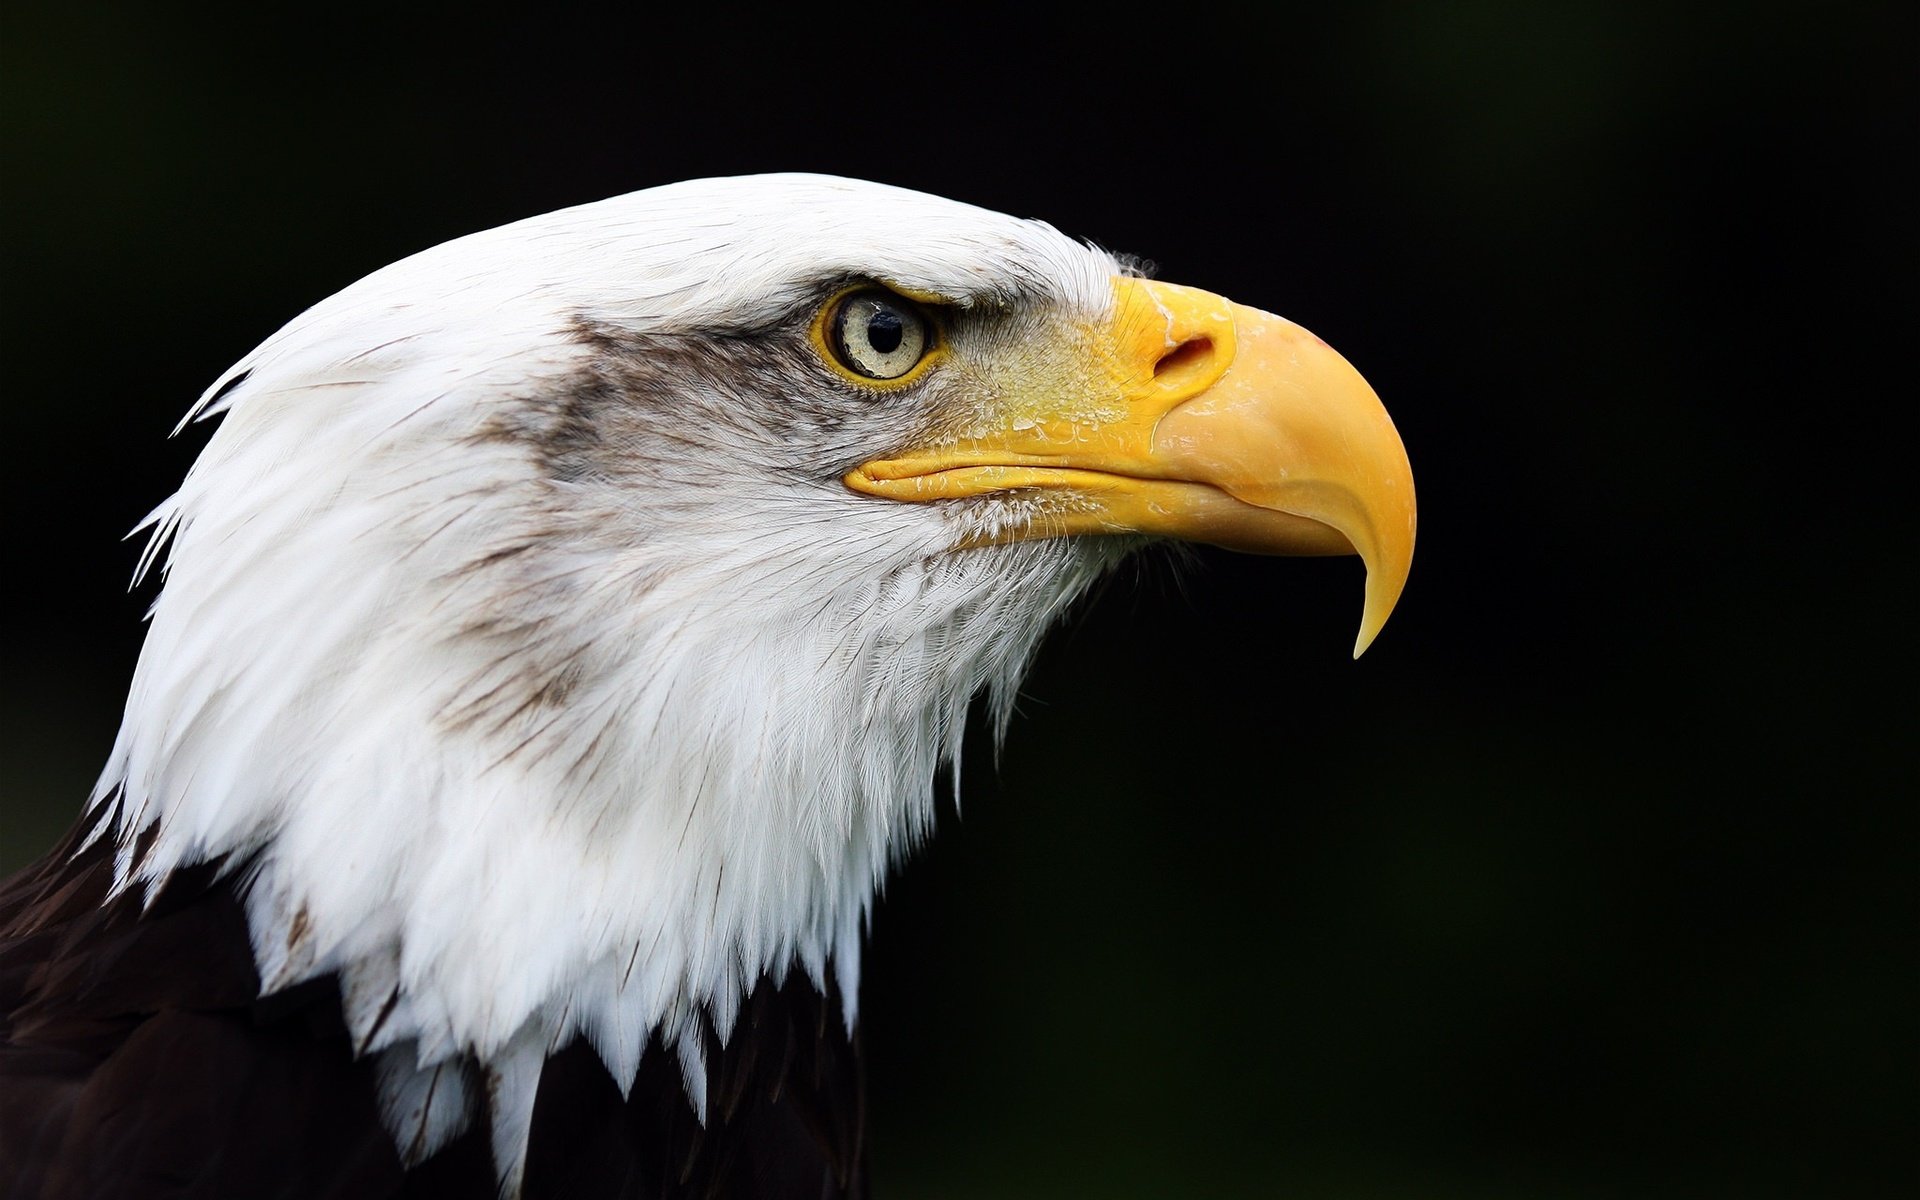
[2,812,870,1199]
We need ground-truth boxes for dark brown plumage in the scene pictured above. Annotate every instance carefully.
[0,813,867,1199]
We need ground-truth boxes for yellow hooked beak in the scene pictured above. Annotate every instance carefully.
[845,277,1416,656]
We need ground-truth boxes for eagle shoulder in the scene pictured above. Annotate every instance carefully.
[1,812,867,1199]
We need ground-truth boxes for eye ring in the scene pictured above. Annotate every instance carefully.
[819,288,937,384]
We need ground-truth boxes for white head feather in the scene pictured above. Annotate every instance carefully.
[90,174,1133,1185]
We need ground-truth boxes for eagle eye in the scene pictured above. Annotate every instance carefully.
[825,289,932,382]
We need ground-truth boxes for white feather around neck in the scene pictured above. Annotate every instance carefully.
[87,175,1129,1184]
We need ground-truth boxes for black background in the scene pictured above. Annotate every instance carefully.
[2,5,1911,1196]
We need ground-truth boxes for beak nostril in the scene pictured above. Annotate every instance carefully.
[1154,336,1213,381]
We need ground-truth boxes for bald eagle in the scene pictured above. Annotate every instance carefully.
[0,176,1413,1198]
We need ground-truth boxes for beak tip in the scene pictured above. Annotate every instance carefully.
[1352,623,1380,660]
[1351,559,1410,660]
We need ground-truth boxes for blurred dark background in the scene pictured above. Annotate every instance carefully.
[2,4,1911,1196]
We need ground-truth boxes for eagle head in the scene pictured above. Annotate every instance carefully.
[88,174,1414,1184]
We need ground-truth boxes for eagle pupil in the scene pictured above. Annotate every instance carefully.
[866,308,904,354]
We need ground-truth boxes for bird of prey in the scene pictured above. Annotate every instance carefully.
[0,175,1414,1199]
